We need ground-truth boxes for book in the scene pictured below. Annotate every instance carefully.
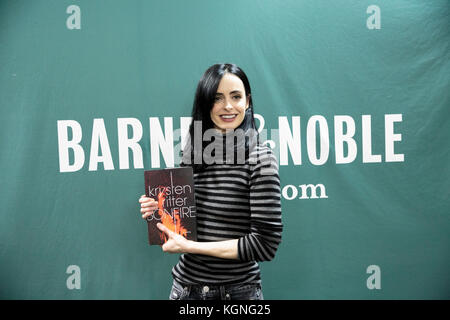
[144,167,197,245]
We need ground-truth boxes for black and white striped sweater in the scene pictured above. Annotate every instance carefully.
[172,143,283,285]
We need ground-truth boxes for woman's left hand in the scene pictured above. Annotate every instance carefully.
[157,223,191,254]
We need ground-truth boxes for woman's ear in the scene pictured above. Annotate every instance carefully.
[245,94,251,110]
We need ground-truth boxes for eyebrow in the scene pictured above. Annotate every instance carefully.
[215,90,243,96]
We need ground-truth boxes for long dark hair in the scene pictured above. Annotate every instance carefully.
[182,63,259,172]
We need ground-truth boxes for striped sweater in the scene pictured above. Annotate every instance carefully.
[172,143,283,285]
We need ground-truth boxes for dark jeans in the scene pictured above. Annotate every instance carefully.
[169,278,264,300]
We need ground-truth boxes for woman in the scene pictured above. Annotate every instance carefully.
[138,63,283,300]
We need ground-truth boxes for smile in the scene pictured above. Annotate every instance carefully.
[220,114,237,119]
[219,114,237,122]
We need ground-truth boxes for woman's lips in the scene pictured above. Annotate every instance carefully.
[219,114,237,122]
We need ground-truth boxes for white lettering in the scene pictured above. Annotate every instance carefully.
[362,115,382,163]
[66,5,81,30]
[366,265,381,289]
[117,118,143,169]
[57,120,85,173]
[366,5,381,30]
[334,115,357,164]
[150,117,174,168]
[385,114,404,162]
[307,115,329,165]
[89,118,114,171]
[282,185,298,200]
[66,265,81,290]
[279,116,301,165]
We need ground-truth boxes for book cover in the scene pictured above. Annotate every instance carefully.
[144,167,197,245]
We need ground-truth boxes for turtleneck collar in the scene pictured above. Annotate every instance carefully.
[181,107,259,168]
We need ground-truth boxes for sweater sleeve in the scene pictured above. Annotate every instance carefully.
[237,147,283,262]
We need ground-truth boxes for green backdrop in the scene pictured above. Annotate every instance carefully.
[1,0,449,299]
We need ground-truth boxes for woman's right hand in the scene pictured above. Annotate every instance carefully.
[138,195,159,219]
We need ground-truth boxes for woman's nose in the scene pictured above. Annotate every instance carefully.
[224,104,233,110]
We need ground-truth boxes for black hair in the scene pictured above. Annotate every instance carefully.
[182,63,259,172]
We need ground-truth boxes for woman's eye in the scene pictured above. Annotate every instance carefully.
[214,95,240,102]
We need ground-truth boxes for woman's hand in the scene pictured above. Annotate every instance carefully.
[157,223,191,254]
[139,194,238,259]
[157,222,239,259]
[138,194,159,219]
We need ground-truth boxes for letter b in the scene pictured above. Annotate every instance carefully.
[57,120,85,172]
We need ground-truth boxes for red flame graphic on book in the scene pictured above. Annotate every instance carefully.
[156,186,188,243]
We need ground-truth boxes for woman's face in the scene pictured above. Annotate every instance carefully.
[210,73,250,132]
